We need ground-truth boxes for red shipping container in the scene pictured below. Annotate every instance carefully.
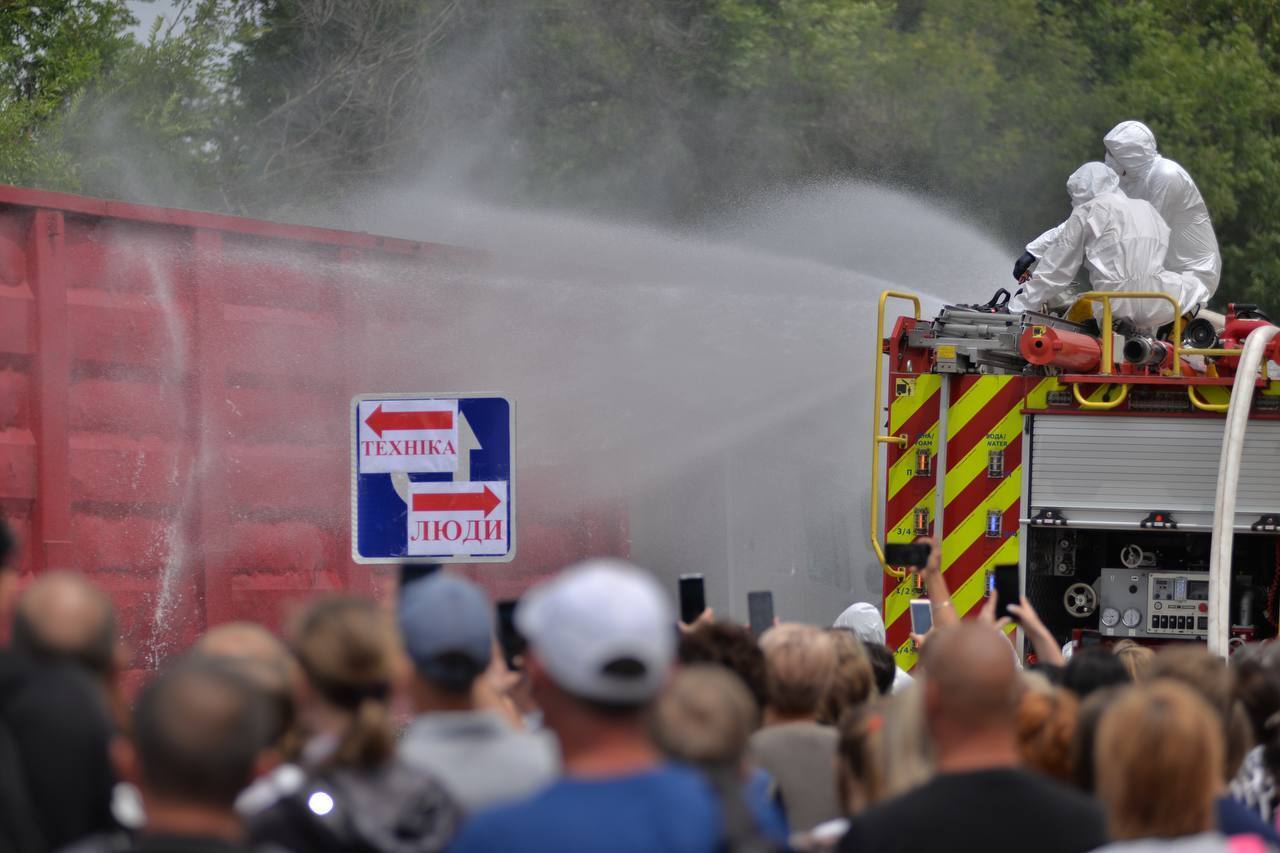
[0,185,627,667]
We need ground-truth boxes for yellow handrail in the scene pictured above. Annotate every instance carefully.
[1081,290,1184,375]
[1063,291,1182,412]
[871,291,921,579]
[1188,385,1229,413]
[1072,382,1130,410]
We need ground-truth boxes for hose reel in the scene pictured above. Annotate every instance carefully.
[1064,583,1098,618]
[1120,544,1157,569]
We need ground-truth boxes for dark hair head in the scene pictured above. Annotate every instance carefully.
[1062,647,1131,698]
[678,620,768,713]
[866,642,897,696]
[1231,644,1280,783]
[1071,686,1124,792]
[0,517,14,569]
[1233,643,1280,753]
[134,657,273,808]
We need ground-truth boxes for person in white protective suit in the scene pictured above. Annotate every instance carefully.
[1103,120,1221,298]
[1014,161,1209,333]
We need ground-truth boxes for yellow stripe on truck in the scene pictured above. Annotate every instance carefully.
[942,406,1023,511]
[889,374,942,434]
[886,420,940,501]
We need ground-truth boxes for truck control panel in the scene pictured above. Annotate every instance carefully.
[1099,568,1210,639]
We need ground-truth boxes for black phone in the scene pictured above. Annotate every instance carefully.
[884,542,931,570]
[495,600,525,669]
[679,574,707,624]
[993,564,1020,621]
[399,562,441,591]
[747,590,774,638]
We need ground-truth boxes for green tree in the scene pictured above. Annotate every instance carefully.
[0,0,135,188]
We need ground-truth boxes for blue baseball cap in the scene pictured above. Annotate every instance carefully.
[398,572,494,689]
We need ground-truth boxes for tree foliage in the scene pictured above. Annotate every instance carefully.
[2,0,1280,313]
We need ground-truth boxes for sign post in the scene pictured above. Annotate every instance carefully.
[351,393,514,563]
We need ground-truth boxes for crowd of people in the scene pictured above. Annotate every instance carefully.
[4,518,1280,853]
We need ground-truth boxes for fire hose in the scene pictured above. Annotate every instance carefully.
[1208,324,1280,657]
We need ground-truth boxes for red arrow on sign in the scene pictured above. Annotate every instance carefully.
[412,486,502,517]
[364,404,453,437]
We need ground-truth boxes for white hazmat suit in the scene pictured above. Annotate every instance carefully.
[1103,120,1221,297]
[1021,162,1208,333]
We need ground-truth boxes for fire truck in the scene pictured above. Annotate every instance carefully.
[870,289,1280,671]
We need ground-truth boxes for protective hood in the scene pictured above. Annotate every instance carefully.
[1066,162,1120,206]
[833,602,886,646]
[1103,121,1158,175]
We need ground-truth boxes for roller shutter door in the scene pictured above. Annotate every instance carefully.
[1028,414,1280,530]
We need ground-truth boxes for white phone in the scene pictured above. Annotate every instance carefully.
[909,599,933,636]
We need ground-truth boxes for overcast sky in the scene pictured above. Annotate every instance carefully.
[127,0,181,37]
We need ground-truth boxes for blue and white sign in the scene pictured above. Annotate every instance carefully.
[351,393,514,563]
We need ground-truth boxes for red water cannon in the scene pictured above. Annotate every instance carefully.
[1019,324,1101,372]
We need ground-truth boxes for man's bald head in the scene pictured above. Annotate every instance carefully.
[12,571,117,676]
[193,621,300,748]
[194,622,296,689]
[921,623,1022,734]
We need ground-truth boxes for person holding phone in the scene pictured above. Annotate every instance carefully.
[836,539,952,691]
[397,573,558,812]
[450,560,737,853]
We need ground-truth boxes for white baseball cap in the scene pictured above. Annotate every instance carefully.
[516,559,675,705]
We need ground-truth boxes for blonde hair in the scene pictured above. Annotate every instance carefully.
[1095,681,1222,840]
[759,624,837,717]
[1017,687,1078,784]
[291,596,397,769]
[1112,639,1154,682]
[878,680,934,798]
[820,629,875,724]
[837,702,887,815]
[652,665,757,768]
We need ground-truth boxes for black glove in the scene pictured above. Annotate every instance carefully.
[1012,251,1036,281]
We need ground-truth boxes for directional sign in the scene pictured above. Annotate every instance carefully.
[357,399,458,474]
[351,394,514,563]
[408,482,509,557]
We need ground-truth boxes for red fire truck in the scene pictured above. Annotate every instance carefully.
[870,289,1280,670]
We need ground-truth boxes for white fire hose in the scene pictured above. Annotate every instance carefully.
[1208,324,1280,657]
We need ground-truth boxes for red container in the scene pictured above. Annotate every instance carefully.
[0,185,627,665]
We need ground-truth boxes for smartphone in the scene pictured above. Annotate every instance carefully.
[884,542,931,570]
[678,574,707,624]
[747,590,775,638]
[993,564,1020,621]
[399,562,441,591]
[495,600,525,669]
[909,599,933,636]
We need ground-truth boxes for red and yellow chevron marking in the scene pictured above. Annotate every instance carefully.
[884,377,1056,671]
[882,373,943,534]
[881,374,942,639]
